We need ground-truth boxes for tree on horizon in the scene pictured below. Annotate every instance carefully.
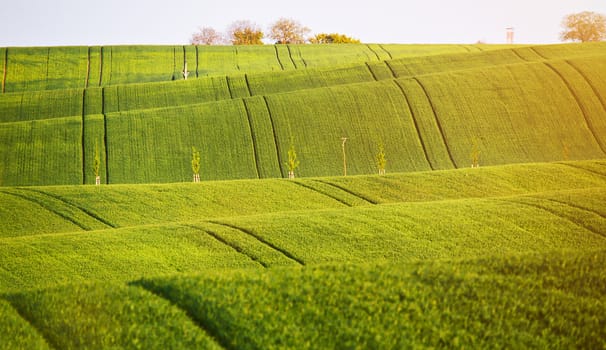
[560,11,606,42]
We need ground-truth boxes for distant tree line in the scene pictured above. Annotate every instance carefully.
[190,18,360,45]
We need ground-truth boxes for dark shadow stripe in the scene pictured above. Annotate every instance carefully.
[543,62,606,155]
[209,221,305,266]
[290,181,353,207]
[184,224,267,268]
[365,62,378,81]
[242,99,261,179]
[19,188,115,228]
[1,190,88,230]
[262,96,285,178]
[314,180,377,205]
[412,77,457,168]
[393,80,433,170]
[286,45,297,68]
[378,44,393,59]
[273,45,284,70]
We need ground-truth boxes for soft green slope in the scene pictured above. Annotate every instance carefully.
[136,249,606,349]
[1,161,605,293]
[4,249,603,349]
[1,160,604,237]
[1,44,605,185]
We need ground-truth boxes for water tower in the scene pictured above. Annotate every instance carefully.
[506,27,514,44]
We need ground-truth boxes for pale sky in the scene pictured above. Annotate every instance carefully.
[1,0,606,46]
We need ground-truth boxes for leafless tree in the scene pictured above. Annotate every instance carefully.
[268,18,310,44]
[190,27,224,45]
[560,11,606,42]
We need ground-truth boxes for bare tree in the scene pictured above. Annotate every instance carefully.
[191,27,224,45]
[269,18,310,44]
[227,20,264,45]
[560,11,606,42]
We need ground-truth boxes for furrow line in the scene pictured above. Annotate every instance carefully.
[273,46,284,70]
[85,46,91,88]
[184,224,268,268]
[225,76,234,99]
[2,47,7,93]
[366,44,381,61]
[529,46,548,59]
[543,62,606,155]
[566,59,606,121]
[102,88,110,183]
[262,96,285,178]
[365,62,379,81]
[194,45,199,78]
[1,190,88,231]
[81,89,86,184]
[314,180,377,205]
[544,197,606,220]
[500,197,606,240]
[98,46,104,86]
[393,80,434,170]
[290,181,353,207]
[286,45,297,68]
[378,44,393,59]
[511,49,529,62]
[242,99,261,178]
[244,73,253,96]
[209,221,305,266]
[384,60,397,78]
[559,162,606,179]
[412,77,457,168]
[19,188,116,228]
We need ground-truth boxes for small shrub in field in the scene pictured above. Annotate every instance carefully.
[285,140,300,179]
[376,141,387,175]
[191,146,201,183]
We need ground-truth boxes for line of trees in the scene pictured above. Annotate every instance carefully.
[190,18,360,45]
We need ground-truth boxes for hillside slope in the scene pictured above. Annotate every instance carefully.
[1,43,605,185]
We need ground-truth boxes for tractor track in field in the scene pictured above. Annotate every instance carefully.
[81,89,86,184]
[289,180,353,207]
[365,62,379,81]
[286,45,297,69]
[566,59,606,125]
[378,45,393,59]
[411,77,457,168]
[314,180,377,205]
[366,44,381,61]
[183,224,268,268]
[393,80,434,170]
[2,47,7,93]
[242,99,261,179]
[209,221,305,266]
[499,197,606,240]
[559,162,606,179]
[273,46,285,70]
[1,190,89,231]
[543,61,606,155]
[262,95,285,178]
[17,188,115,229]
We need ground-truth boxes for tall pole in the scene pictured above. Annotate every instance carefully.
[341,137,348,176]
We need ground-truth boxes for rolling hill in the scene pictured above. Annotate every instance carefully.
[1,43,606,348]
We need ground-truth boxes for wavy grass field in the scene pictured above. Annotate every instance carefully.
[1,43,606,348]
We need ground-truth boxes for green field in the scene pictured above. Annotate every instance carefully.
[1,43,606,348]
